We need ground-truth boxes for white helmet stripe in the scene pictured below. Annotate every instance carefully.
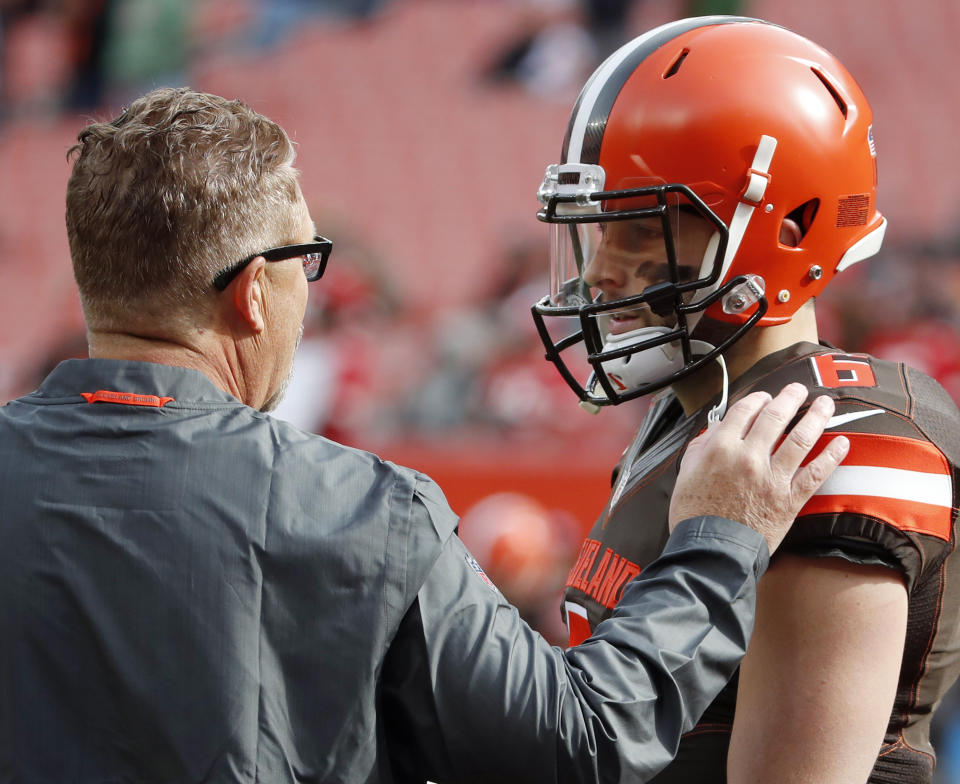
[565,30,664,164]
[697,134,778,290]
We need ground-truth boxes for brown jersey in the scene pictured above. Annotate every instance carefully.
[563,341,960,783]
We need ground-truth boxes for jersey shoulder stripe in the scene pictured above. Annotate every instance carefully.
[800,430,954,541]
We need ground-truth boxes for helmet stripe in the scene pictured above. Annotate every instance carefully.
[563,16,768,166]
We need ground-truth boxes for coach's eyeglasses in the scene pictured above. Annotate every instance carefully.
[213,235,333,291]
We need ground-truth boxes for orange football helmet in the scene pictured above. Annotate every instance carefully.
[532,16,886,406]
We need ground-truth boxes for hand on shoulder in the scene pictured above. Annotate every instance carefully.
[669,383,849,553]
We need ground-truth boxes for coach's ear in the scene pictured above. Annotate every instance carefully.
[230,257,267,335]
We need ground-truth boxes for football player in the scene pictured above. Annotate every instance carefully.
[532,16,960,784]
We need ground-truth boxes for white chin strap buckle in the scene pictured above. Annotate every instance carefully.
[581,327,717,410]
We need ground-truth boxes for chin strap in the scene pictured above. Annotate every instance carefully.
[580,328,724,413]
[706,354,729,425]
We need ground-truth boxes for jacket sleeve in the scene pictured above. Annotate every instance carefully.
[379,515,768,783]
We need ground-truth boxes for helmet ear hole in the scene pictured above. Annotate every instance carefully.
[781,199,820,246]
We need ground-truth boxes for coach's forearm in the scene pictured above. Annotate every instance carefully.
[383,515,767,783]
[556,515,768,781]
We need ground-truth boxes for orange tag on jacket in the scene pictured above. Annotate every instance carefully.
[81,390,174,407]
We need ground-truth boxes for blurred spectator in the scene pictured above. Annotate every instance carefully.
[248,0,392,49]
[0,0,42,121]
[400,239,555,431]
[401,237,646,438]
[101,0,188,101]
[582,0,633,58]
[1,5,5,122]
[269,226,414,444]
[684,0,742,14]
[482,0,635,98]
[400,239,543,431]
[64,0,188,111]
[483,0,747,98]
[62,0,111,110]
[1,13,4,124]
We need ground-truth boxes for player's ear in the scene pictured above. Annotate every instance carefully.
[779,218,803,248]
[230,258,267,334]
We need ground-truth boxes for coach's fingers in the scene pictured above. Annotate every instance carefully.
[742,382,809,449]
[714,390,772,438]
[791,435,850,503]
[769,394,836,478]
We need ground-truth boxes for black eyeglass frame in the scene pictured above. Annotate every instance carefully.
[213,235,333,291]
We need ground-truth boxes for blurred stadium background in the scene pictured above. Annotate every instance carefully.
[3,0,960,775]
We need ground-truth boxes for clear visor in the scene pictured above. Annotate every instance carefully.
[548,192,703,318]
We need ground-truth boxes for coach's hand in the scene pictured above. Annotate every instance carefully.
[669,382,849,554]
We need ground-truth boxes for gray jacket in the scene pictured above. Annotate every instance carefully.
[0,359,768,783]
